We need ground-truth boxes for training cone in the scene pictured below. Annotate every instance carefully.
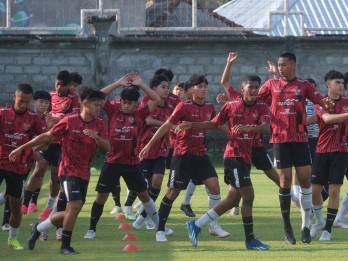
[118,223,132,230]
[122,234,138,241]
[123,244,139,252]
[115,214,126,220]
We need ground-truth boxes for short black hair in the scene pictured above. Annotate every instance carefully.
[305,78,317,87]
[154,68,174,82]
[121,87,140,101]
[79,87,105,102]
[70,72,83,85]
[16,84,33,95]
[279,52,296,63]
[241,75,261,86]
[33,90,51,101]
[343,72,348,89]
[183,81,191,91]
[150,74,169,89]
[57,70,72,86]
[324,70,344,82]
[186,74,208,88]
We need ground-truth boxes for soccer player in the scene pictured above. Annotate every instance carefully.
[139,73,229,242]
[10,87,109,255]
[0,84,46,250]
[133,74,175,229]
[310,70,348,241]
[258,52,334,245]
[83,72,162,239]
[181,74,271,250]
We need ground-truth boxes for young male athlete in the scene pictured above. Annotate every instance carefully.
[139,74,229,242]
[180,75,271,250]
[0,84,46,250]
[309,70,348,241]
[83,73,161,239]
[10,87,109,255]
[258,52,334,244]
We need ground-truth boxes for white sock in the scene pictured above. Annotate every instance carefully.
[182,181,196,205]
[195,209,219,228]
[9,226,19,239]
[143,199,159,228]
[0,192,5,205]
[208,194,221,227]
[336,192,348,222]
[45,196,56,209]
[293,185,300,198]
[312,204,325,225]
[48,203,58,218]
[300,187,312,228]
[37,218,55,233]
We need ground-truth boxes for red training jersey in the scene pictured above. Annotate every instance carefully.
[258,77,323,143]
[0,106,46,174]
[104,100,150,165]
[213,98,270,164]
[315,96,348,153]
[168,100,216,156]
[50,113,108,181]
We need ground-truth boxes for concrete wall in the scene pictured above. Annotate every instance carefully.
[1,36,348,107]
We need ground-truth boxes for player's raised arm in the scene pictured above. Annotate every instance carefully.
[221,52,238,93]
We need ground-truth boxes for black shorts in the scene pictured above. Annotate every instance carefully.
[0,169,25,198]
[166,148,174,169]
[223,157,252,188]
[60,176,89,202]
[308,137,318,163]
[273,142,312,169]
[96,163,147,193]
[168,154,218,190]
[41,143,61,167]
[141,157,166,179]
[311,152,348,185]
[251,146,274,171]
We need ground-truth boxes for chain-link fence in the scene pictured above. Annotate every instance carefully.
[0,0,347,36]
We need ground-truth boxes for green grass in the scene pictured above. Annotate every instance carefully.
[1,156,348,261]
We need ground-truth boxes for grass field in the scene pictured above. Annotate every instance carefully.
[1,156,348,261]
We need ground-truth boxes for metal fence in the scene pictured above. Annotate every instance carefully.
[0,0,347,37]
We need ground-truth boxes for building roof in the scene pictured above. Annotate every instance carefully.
[214,0,348,36]
[146,0,246,36]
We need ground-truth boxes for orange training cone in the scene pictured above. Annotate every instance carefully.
[123,244,139,251]
[115,214,126,220]
[122,234,138,241]
[118,223,132,230]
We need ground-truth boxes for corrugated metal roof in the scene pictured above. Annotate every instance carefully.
[214,0,348,36]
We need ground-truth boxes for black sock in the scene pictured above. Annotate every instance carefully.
[111,185,121,207]
[124,190,137,206]
[243,216,254,242]
[23,190,33,207]
[57,192,67,212]
[61,230,72,249]
[89,201,104,231]
[157,196,174,232]
[279,188,292,230]
[2,198,10,225]
[31,188,41,205]
[324,208,338,233]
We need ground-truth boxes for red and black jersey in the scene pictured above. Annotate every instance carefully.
[168,100,216,156]
[140,102,175,159]
[213,98,270,164]
[258,77,323,143]
[316,96,348,153]
[50,113,108,181]
[104,100,150,165]
[48,91,80,121]
[0,106,46,174]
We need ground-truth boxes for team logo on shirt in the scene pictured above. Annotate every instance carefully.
[128,117,134,124]
[294,89,301,95]
[23,123,31,131]
[253,113,260,121]
[207,113,211,119]
[343,107,348,113]
[61,103,68,111]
